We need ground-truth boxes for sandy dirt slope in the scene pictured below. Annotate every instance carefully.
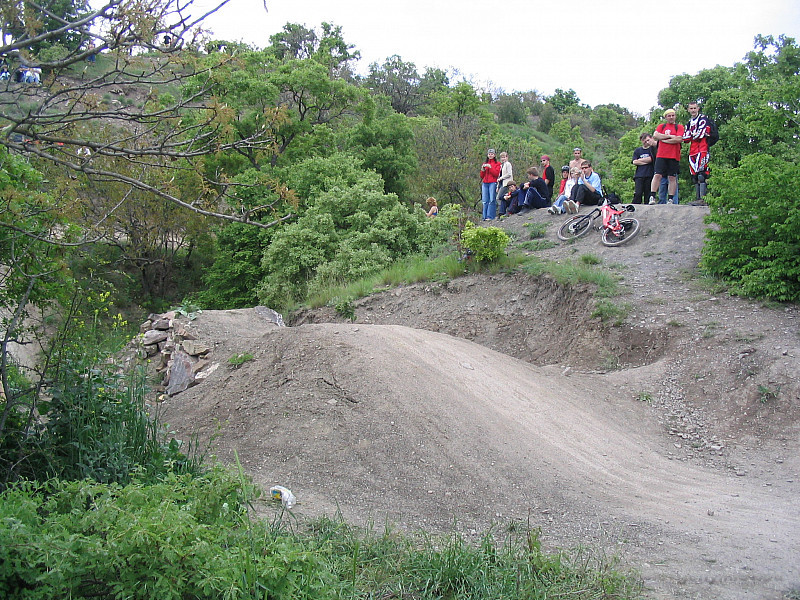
[162,204,800,600]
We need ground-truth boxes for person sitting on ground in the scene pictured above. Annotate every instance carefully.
[557,165,569,197]
[0,64,9,82]
[565,160,602,213]
[517,167,550,213]
[548,166,580,214]
[425,197,439,217]
[500,181,519,216]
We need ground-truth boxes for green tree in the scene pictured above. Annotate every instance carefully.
[494,93,527,125]
[701,154,800,301]
[549,88,581,114]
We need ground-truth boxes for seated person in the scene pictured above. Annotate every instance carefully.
[517,167,550,212]
[565,160,602,213]
[548,166,580,214]
[499,180,518,216]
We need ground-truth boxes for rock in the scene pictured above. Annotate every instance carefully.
[142,330,169,345]
[152,318,171,330]
[165,350,196,396]
[182,339,210,356]
[254,306,285,327]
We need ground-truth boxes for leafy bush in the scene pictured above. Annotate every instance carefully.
[0,470,335,600]
[460,223,510,262]
[702,154,800,301]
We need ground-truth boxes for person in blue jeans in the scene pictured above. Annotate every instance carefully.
[479,149,501,220]
[658,177,679,204]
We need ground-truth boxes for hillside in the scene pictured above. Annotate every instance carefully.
[161,204,800,600]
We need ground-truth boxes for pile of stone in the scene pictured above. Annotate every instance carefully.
[134,310,214,397]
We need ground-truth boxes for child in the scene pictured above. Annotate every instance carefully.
[548,167,580,214]
[500,181,518,216]
[425,197,438,217]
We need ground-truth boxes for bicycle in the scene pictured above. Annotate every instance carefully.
[556,196,640,247]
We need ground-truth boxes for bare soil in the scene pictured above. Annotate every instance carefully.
[162,204,800,600]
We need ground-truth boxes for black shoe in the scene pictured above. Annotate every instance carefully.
[688,199,708,206]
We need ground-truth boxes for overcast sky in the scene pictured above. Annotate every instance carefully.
[192,0,800,116]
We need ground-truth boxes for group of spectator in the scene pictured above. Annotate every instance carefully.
[0,55,42,84]
[479,147,605,218]
[631,102,713,206]
[476,100,714,219]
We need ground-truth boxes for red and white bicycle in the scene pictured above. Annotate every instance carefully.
[556,197,640,247]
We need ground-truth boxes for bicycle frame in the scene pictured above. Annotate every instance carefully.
[600,200,626,235]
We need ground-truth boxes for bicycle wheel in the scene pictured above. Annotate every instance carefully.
[601,218,640,247]
[557,215,594,241]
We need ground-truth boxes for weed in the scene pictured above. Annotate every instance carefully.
[758,384,780,403]
[592,299,631,325]
[667,319,683,327]
[334,298,356,321]
[533,259,620,298]
[637,391,654,404]
[171,300,202,320]
[523,222,548,239]
[580,253,602,265]
[733,331,764,342]
[701,321,720,338]
[228,352,254,367]
[518,239,557,251]
[601,353,621,371]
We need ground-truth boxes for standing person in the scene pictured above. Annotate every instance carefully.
[683,101,711,206]
[540,155,555,201]
[631,133,655,204]
[569,147,584,172]
[479,149,501,221]
[658,177,679,204]
[648,108,684,205]
[496,151,514,215]
[565,160,602,213]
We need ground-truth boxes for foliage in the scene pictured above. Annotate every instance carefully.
[0,473,642,600]
[549,88,581,114]
[228,352,255,367]
[0,469,335,600]
[701,154,800,301]
[494,93,527,125]
[256,154,451,309]
[365,54,448,115]
[460,223,510,263]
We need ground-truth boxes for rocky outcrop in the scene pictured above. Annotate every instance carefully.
[131,306,284,396]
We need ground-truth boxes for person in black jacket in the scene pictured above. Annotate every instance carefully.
[631,133,655,204]
[517,167,550,212]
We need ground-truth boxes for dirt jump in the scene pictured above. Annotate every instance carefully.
[162,204,800,600]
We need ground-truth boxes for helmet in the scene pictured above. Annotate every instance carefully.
[561,165,570,172]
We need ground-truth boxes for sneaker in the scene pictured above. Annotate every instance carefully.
[689,199,708,206]
[547,206,557,215]
[565,200,577,214]
[648,198,657,205]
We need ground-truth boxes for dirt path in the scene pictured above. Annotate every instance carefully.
[162,204,800,599]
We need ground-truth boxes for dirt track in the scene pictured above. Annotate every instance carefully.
[162,204,800,600]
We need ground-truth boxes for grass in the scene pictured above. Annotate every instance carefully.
[518,239,557,251]
[592,299,632,325]
[526,257,621,298]
[701,321,720,338]
[637,391,654,404]
[304,252,528,311]
[758,384,780,403]
[228,352,254,367]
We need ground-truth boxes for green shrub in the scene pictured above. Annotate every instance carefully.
[0,470,335,600]
[702,154,800,301]
[461,223,510,262]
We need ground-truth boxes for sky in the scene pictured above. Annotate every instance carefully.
[190,0,800,116]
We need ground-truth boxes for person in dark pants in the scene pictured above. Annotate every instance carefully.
[565,160,603,213]
[632,133,655,204]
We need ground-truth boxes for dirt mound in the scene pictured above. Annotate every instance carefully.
[162,205,800,600]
